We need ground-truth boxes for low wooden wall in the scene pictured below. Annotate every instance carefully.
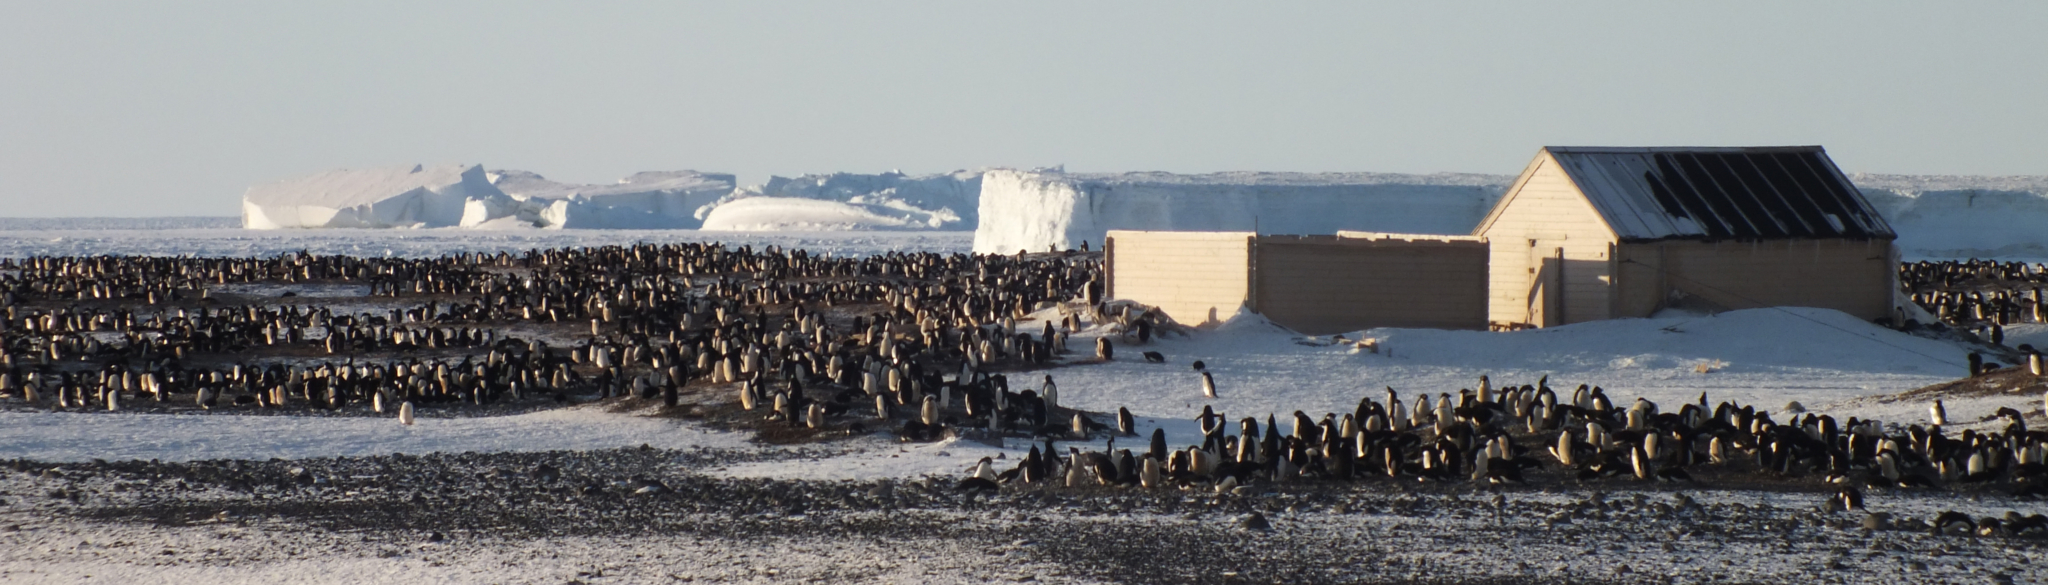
[1106,231,1253,327]
[1614,238,1896,321]
[1253,233,1489,334]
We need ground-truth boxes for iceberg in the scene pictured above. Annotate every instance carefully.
[716,170,981,230]
[700,197,940,231]
[488,170,735,229]
[242,164,504,229]
[972,169,1513,254]
[1851,174,2048,260]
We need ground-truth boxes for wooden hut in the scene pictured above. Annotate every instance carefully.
[1475,146,1898,328]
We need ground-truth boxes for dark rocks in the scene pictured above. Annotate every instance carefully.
[1240,512,1270,531]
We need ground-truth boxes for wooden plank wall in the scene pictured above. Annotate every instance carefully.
[1614,239,1896,321]
[1106,231,1253,327]
[1252,235,1489,334]
[1478,154,1620,327]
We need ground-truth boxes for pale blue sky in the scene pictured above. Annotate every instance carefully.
[1,2,2042,217]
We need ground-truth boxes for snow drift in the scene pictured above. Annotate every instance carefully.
[972,169,1513,254]
[1047,306,1963,431]
[242,164,504,229]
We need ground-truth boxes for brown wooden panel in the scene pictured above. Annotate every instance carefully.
[1614,239,1894,320]
[1250,237,1489,334]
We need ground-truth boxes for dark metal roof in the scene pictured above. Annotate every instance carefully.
[1544,146,1896,242]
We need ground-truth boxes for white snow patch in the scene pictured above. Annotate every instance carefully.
[2000,323,2048,355]
[0,406,750,463]
[714,436,1009,481]
[1041,307,1966,449]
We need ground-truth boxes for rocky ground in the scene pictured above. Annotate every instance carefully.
[3,446,2044,585]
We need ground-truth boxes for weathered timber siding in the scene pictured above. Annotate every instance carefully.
[1614,239,1896,321]
[1252,235,1488,334]
[1106,231,1252,327]
[1476,153,1619,327]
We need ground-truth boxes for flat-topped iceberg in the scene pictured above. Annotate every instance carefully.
[242,164,504,229]
[972,169,1514,254]
[485,169,736,229]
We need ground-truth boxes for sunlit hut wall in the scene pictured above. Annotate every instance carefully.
[1105,231,1489,335]
[1474,146,1900,329]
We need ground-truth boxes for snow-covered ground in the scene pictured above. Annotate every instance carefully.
[1046,308,1973,431]
[0,306,2001,481]
[3,224,2044,584]
[0,223,2018,471]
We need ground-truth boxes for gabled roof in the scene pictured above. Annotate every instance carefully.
[1538,146,1895,242]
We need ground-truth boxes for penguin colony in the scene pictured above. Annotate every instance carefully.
[0,246,1105,438]
[970,372,2048,537]
[1901,259,2048,344]
[7,250,2044,540]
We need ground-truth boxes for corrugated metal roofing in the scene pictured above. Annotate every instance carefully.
[1544,146,1896,242]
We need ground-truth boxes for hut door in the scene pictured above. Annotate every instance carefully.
[1527,241,1564,327]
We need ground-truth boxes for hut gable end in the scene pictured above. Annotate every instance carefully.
[1472,152,1615,242]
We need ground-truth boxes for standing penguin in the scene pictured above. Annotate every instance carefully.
[1932,400,1948,426]
[1042,375,1058,410]
[1139,456,1162,488]
[1149,428,1169,461]
[1117,406,1136,436]
[1201,371,1217,398]
[1096,337,1114,361]
[398,401,416,426]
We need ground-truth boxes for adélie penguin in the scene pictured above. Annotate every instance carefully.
[958,457,999,491]
[1201,371,1217,398]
